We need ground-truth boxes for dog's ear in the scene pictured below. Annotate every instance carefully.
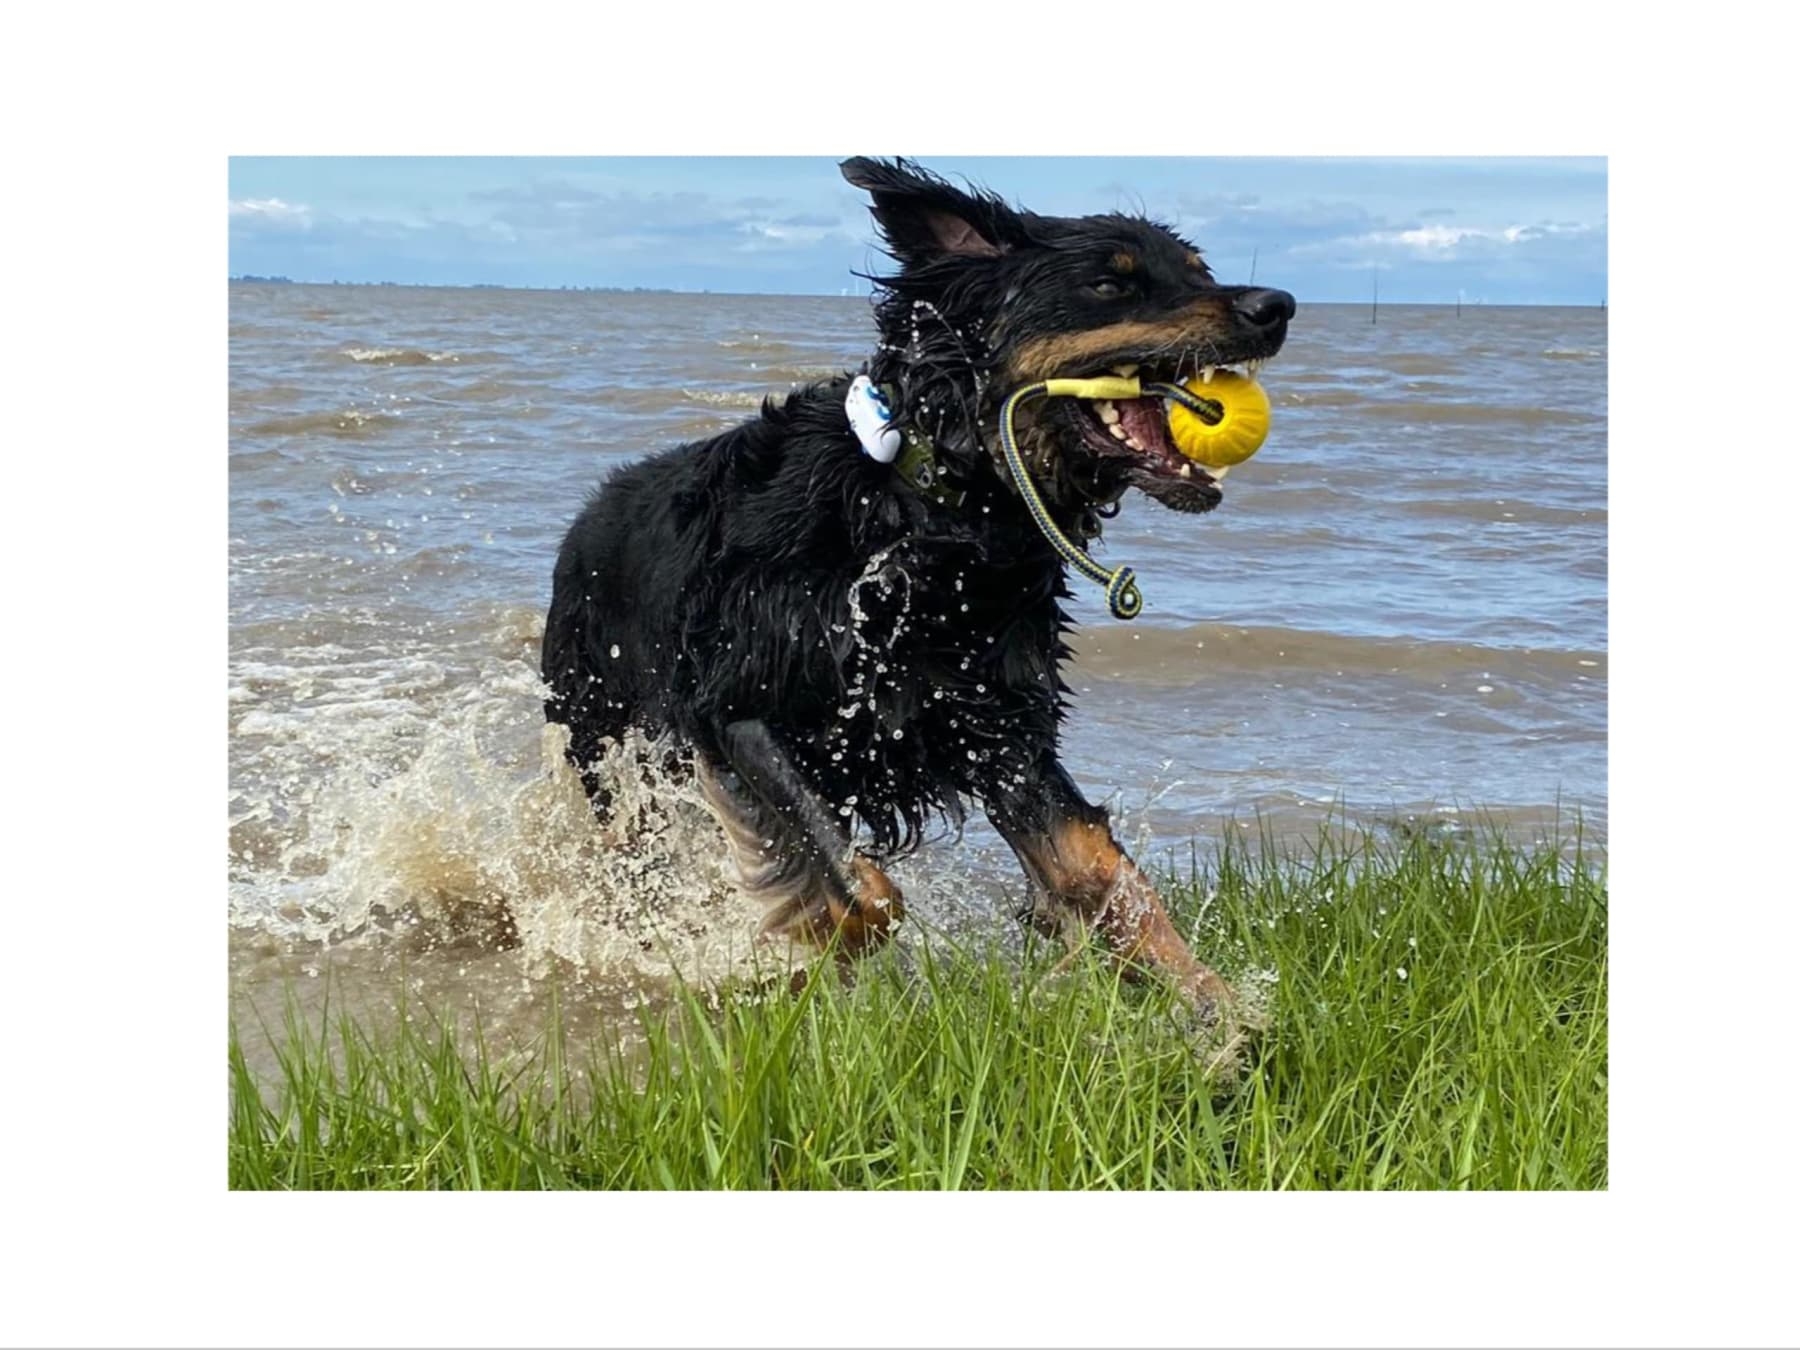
[840,157,1020,263]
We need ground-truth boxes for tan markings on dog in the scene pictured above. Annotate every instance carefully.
[1110,251,1137,273]
[1037,815,1124,908]
[842,853,905,939]
[1020,815,1235,1010]
[1185,250,1203,269]
[1005,305,1232,381]
[763,853,903,957]
[701,756,906,957]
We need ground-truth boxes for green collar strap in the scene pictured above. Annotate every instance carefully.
[892,423,967,508]
[873,382,965,508]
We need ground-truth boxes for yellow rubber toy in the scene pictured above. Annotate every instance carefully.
[1168,370,1271,468]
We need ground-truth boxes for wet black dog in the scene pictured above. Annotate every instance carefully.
[543,158,1293,1010]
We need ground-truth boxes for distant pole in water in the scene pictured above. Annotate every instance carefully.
[1457,288,1463,318]
[1249,246,1258,284]
[1371,266,1379,325]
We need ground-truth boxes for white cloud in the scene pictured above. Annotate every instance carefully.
[1392,224,1488,252]
[228,198,311,227]
[729,214,862,255]
[1502,221,1592,243]
[737,220,845,245]
[1343,219,1596,257]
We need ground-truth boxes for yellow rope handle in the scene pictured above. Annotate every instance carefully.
[1041,376,1144,401]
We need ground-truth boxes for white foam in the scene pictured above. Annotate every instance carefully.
[229,625,796,983]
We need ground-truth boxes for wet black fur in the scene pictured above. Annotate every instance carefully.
[543,158,1290,863]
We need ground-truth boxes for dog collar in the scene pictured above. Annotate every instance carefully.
[892,422,967,509]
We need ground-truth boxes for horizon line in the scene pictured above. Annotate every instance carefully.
[227,277,1605,308]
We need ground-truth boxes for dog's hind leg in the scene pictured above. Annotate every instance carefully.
[698,720,904,959]
[986,760,1234,1016]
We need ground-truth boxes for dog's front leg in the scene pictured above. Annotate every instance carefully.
[986,759,1233,1015]
[710,719,903,957]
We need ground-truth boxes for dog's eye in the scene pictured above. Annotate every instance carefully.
[1088,279,1129,300]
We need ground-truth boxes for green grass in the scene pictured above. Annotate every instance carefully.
[229,825,1606,1189]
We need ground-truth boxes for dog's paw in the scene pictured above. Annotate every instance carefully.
[1181,970,1267,1080]
[834,855,906,952]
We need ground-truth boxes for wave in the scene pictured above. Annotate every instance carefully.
[661,414,752,444]
[1384,354,1461,376]
[1362,401,1600,427]
[714,336,806,355]
[1069,622,1606,687]
[1276,388,1370,407]
[453,378,548,403]
[230,384,309,414]
[1279,391,1599,426]
[341,346,464,366]
[1389,496,1606,528]
[682,388,766,409]
[762,364,846,385]
[243,408,400,438]
[579,386,768,418]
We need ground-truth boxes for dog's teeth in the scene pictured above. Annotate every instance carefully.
[1108,424,1128,441]
[1201,365,1216,384]
[1180,463,1193,478]
[1111,363,1138,377]
[1097,400,1119,424]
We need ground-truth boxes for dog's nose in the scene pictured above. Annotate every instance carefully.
[1232,287,1296,330]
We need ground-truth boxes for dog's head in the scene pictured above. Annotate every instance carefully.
[844,157,1294,515]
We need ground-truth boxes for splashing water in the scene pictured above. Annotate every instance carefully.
[231,617,774,984]
[228,604,1030,1010]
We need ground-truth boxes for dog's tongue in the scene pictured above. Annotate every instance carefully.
[1117,396,1177,456]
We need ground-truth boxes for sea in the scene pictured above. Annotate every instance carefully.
[228,282,1606,1036]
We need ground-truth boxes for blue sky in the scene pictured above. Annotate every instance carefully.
[229,156,1607,304]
